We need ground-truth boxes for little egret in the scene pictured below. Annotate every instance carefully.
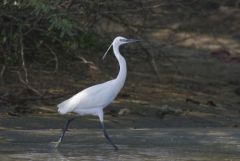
[52,36,139,150]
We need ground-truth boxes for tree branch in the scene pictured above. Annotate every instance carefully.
[16,71,41,96]
[20,27,29,84]
[1,65,6,84]
[44,44,59,73]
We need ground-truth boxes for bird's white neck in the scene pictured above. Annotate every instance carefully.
[113,44,127,88]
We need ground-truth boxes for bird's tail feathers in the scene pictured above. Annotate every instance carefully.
[58,105,67,115]
[57,100,75,115]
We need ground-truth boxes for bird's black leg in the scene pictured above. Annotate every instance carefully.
[54,117,75,147]
[100,121,118,150]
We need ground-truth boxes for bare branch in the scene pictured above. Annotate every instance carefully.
[75,55,99,70]
[1,65,6,84]
[20,27,29,84]
[16,71,41,96]
[44,44,59,73]
[140,43,161,79]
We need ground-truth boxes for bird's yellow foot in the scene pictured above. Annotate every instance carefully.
[49,140,61,148]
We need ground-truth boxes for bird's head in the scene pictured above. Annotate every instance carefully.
[102,36,139,60]
[113,36,139,46]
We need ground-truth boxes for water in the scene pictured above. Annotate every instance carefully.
[0,128,239,161]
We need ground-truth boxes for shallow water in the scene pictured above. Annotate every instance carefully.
[0,128,239,161]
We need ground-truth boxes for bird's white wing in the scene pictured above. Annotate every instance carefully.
[57,80,118,114]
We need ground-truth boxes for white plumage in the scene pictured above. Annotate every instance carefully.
[57,36,128,118]
[57,80,121,116]
[53,36,139,150]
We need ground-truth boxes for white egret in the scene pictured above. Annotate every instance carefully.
[53,36,139,150]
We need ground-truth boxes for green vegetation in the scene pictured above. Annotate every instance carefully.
[0,0,98,77]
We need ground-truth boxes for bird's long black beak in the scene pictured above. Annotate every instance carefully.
[126,39,140,43]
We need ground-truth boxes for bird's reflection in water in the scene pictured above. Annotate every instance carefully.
[47,149,69,161]
[46,147,120,161]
